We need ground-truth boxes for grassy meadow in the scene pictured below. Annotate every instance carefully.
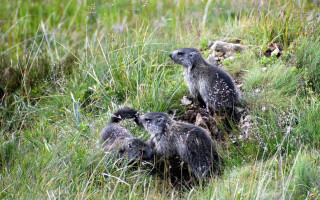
[1,0,320,199]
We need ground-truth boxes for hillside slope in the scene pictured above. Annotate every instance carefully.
[1,0,320,199]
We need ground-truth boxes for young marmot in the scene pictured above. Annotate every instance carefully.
[136,111,223,179]
[169,48,240,112]
[100,107,154,161]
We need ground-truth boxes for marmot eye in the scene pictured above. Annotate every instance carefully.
[177,51,184,55]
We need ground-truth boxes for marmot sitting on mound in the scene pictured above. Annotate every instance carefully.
[170,48,240,112]
[100,107,154,161]
[136,111,223,179]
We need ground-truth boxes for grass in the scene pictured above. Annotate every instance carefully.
[1,0,320,199]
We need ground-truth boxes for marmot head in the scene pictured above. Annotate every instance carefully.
[136,112,172,136]
[110,107,139,123]
[169,48,202,68]
[120,138,154,161]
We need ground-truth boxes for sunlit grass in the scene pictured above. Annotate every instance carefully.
[1,0,320,199]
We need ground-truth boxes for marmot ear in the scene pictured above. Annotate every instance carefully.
[189,52,197,63]
[156,117,165,124]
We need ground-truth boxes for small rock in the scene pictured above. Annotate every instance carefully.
[271,47,280,57]
[195,113,204,126]
[215,51,224,57]
[238,135,244,140]
[235,107,245,113]
[207,54,218,65]
[210,41,247,56]
[236,84,243,89]
[195,113,210,132]
[181,96,192,106]
[262,43,283,58]
[261,67,267,72]
[254,88,261,93]
[221,38,242,44]
[228,56,235,60]
[225,51,233,58]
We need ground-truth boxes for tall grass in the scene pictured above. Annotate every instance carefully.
[1,0,320,199]
[296,31,320,94]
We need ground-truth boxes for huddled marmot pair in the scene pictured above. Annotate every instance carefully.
[100,107,223,180]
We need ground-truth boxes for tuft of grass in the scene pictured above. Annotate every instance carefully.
[241,0,311,49]
[1,0,320,199]
[293,151,320,198]
[186,150,320,199]
[296,31,320,95]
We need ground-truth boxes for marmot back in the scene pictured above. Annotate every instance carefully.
[170,48,240,112]
[136,111,223,179]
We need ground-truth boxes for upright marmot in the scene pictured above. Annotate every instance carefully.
[170,48,240,112]
[100,107,154,161]
[136,111,223,179]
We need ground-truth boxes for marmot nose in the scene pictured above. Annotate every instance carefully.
[169,53,173,59]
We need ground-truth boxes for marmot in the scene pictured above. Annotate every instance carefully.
[100,107,154,161]
[169,48,240,112]
[136,111,223,179]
